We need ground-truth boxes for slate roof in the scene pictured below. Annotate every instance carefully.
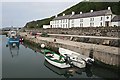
[53,9,112,20]
[53,15,72,20]
[111,15,120,22]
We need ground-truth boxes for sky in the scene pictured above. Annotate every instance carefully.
[0,0,83,28]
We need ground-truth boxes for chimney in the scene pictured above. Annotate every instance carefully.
[72,11,75,15]
[80,12,82,14]
[108,7,111,10]
[55,15,57,17]
[63,13,65,16]
[90,10,93,13]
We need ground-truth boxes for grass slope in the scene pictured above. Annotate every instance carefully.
[24,2,120,28]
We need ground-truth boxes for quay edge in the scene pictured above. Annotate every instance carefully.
[20,32,120,69]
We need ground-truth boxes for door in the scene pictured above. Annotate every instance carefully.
[105,21,109,27]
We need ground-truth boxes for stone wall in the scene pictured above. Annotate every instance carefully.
[22,35,120,67]
[24,27,120,37]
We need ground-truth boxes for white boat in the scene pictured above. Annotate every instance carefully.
[44,49,71,68]
[59,48,94,68]
[8,30,17,38]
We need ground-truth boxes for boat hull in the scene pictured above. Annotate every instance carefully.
[45,57,70,68]
[44,49,71,68]
[59,47,86,68]
[8,38,20,44]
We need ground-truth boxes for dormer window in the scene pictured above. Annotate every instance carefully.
[107,16,109,19]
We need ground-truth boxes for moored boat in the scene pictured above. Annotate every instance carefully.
[7,30,20,47]
[43,49,71,68]
[44,60,75,78]
[59,47,94,68]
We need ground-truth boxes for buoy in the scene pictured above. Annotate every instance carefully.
[12,43,16,46]
[68,69,74,72]
[41,44,45,48]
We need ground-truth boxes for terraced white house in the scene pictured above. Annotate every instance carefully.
[50,7,120,28]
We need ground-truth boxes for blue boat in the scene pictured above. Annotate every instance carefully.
[7,30,20,47]
[8,37,20,45]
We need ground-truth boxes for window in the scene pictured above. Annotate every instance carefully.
[72,19,74,23]
[80,19,83,22]
[90,18,94,21]
[101,17,103,20]
[100,22,102,26]
[90,23,94,27]
[80,23,83,27]
[107,16,109,19]
[66,24,67,28]
[90,18,92,21]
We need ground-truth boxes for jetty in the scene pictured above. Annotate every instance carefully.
[20,32,120,67]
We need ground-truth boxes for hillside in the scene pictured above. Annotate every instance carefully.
[24,2,120,28]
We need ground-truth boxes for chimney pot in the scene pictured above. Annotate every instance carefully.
[108,7,111,10]
[90,10,93,13]
[63,13,65,16]
[55,15,57,17]
[80,12,82,14]
[72,11,75,15]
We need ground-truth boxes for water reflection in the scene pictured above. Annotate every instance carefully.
[44,60,93,78]
[6,43,20,58]
[2,35,118,78]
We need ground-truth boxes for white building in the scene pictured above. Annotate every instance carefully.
[111,15,120,27]
[50,7,119,28]
[43,25,51,29]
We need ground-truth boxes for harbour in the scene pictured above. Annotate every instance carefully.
[20,31,120,68]
[1,35,119,79]
[1,1,120,79]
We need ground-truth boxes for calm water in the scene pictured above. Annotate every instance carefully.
[1,35,118,79]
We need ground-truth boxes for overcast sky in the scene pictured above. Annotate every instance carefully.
[0,0,83,28]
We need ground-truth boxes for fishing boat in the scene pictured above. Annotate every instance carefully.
[8,43,20,58]
[59,48,94,68]
[43,49,71,68]
[6,30,20,47]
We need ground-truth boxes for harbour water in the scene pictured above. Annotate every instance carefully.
[1,35,118,79]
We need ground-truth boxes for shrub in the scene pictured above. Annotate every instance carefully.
[41,32,49,37]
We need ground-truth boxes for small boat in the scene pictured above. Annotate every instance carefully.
[59,48,94,68]
[8,43,20,58]
[44,60,74,78]
[43,49,71,68]
[7,30,20,47]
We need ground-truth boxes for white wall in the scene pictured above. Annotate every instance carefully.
[112,21,120,27]
[50,13,115,28]
[43,25,51,29]
[70,16,106,27]
[83,17,90,27]
[50,19,69,28]
[73,19,80,27]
